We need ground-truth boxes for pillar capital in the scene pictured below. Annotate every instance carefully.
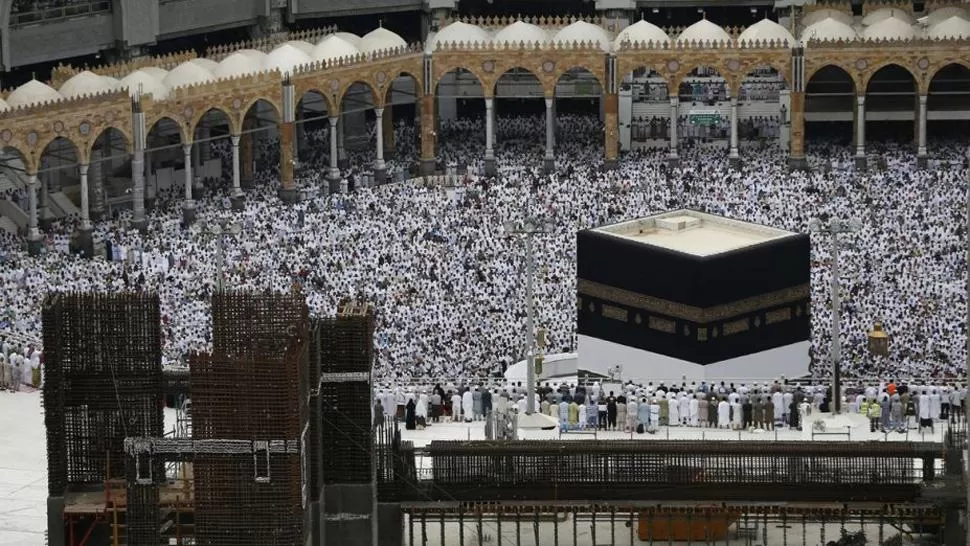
[669,97,679,106]
[231,134,241,146]
[545,97,553,108]
[182,143,192,155]
[79,163,89,176]
[730,96,738,107]
[374,108,384,118]
[485,97,494,109]
[856,95,865,106]
[918,94,928,104]
[329,116,338,127]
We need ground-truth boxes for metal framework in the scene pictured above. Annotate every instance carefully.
[42,293,163,496]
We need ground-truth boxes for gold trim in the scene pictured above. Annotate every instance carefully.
[765,307,793,325]
[648,316,676,334]
[697,328,708,342]
[577,279,809,323]
[723,318,750,336]
[602,304,628,322]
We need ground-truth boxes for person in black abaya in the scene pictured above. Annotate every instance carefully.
[404,399,417,430]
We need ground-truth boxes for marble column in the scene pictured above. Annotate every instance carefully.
[374,108,387,184]
[240,120,254,189]
[278,121,298,204]
[231,135,243,210]
[336,115,348,169]
[544,97,555,173]
[420,94,436,176]
[382,104,395,160]
[604,93,619,171]
[917,94,928,168]
[668,97,679,165]
[484,97,496,176]
[729,96,740,167]
[26,174,42,255]
[38,171,51,230]
[855,95,866,171]
[328,116,340,183]
[181,144,196,226]
[77,164,93,258]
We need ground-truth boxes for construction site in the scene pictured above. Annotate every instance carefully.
[40,291,968,546]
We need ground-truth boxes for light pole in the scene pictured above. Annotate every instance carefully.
[200,217,242,292]
[809,217,861,415]
[504,199,553,416]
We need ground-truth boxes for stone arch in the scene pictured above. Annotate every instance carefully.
[383,70,422,105]
[146,115,188,145]
[240,97,282,126]
[670,64,732,105]
[295,85,336,115]
[622,62,671,97]
[36,136,81,201]
[1,144,33,177]
[492,65,545,98]
[191,106,235,136]
[433,63,489,97]
[862,62,920,95]
[552,64,605,95]
[923,60,970,95]
[89,127,131,162]
[805,62,861,95]
[36,135,81,170]
[731,60,792,98]
[338,80,382,110]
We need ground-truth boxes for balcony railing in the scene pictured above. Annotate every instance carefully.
[10,0,111,26]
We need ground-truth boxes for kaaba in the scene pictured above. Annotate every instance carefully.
[577,210,810,381]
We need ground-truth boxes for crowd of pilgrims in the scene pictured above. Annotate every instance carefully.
[0,108,968,386]
[380,379,965,434]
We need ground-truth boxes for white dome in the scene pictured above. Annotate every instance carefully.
[0,98,9,112]
[189,58,219,72]
[6,79,62,108]
[554,21,612,51]
[235,49,267,64]
[678,18,731,44]
[163,61,214,89]
[862,8,916,26]
[284,40,315,56]
[493,21,549,46]
[926,7,969,26]
[330,32,362,48]
[214,52,261,78]
[802,9,854,28]
[928,15,970,39]
[264,44,312,75]
[802,18,858,43]
[613,19,670,48]
[739,18,795,46]
[426,21,491,52]
[312,35,360,63]
[862,16,916,40]
[359,27,407,54]
[119,70,169,100]
[101,76,120,89]
[139,66,168,79]
[59,70,114,98]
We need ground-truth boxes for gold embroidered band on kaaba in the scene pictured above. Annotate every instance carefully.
[577,279,810,324]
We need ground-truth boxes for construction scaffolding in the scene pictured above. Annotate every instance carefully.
[42,293,164,497]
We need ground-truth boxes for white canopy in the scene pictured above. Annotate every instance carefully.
[189,58,219,72]
[738,18,795,46]
[312,35,360,63]
[861,8,916,26]
[801,18,858,43]
[59,70,115,99]
[284,40,315,56]
[928,15,970,40]
[139,67,168,79]
[330,32,362,48]
[677,19,732,44]
[553,21,612,51]
[359,27,407,54]
[926,7,969,27]
[163,61,214,89]
[493,21,549,46]
[613,19,670,48]
[801,8,854,28]
[6,79,63,108]
[235,49,268,64]
[119,70,169,100]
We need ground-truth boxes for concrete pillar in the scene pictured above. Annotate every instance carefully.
[27,174,42,255]
[240,121,254,189]
[855,95,866,171]
[420,95,436,175]
[729,96,740,167]
[181,144,196,226]
[77,164,93,258]
[668,97,679,165]
[917,94,928,168]
[278,121,298,204]
[131,131,146,232]
[543,97,555,173]
[484,97,496,176]
[788,91,807,170]
[328,116,340,181]
[38,171,52,230]
[337,115,348,169]
[374,108,387,184]
[382,104,395,159]
[231,135,243,210]
[604,93,619,171]
[89,149,105,222]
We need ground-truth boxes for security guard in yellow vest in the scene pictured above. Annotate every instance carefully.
[866,399,882,432]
